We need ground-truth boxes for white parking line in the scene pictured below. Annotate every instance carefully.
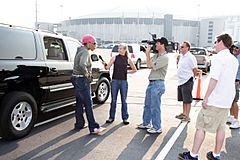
[155,101,201,160]
[155,121,188,160]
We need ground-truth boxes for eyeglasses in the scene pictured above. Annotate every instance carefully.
[234,47,239,49]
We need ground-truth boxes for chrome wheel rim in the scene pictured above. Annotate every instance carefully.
[11,101,33,131]
[97,82,108,102]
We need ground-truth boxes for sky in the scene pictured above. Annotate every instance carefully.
[0,0,240,28]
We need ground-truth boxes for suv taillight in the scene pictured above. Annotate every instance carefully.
[131,53,135,58]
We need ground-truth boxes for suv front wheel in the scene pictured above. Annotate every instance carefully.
[93,77,110,104]
[0,91,38,140]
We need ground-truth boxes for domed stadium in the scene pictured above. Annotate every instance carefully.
[57,10,199,46]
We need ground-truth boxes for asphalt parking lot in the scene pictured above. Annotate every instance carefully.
[0,51,239,160]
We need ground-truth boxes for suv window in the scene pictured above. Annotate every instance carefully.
[0,27,36,59]
[44,37,68,60]
[128,46,133,53]
[112,45,118,52]
[65,39,81,60]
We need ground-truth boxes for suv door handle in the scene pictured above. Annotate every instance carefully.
[50,68,57,72]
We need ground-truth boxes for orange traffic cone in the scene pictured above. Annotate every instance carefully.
[193,71,203,100]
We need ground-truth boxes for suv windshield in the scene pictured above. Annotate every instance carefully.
[112,45,133,53]
[190,49,206,55]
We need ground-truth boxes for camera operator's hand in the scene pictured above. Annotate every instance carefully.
[145,45,151,56]
[145,45,152,69]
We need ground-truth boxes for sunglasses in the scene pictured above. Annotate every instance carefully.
[180,46,185,48]
[214,39,220,44]
[234,47,239,49]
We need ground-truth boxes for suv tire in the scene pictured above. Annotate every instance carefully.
[0,91,38,140]
[93,77,110,104]
[136,59,141,70]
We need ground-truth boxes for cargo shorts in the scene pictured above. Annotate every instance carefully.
[196,105,229,133]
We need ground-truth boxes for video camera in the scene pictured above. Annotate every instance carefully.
[141,33,158,53]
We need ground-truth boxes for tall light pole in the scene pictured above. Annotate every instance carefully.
[35,0,38,29]
[197,3,200,46]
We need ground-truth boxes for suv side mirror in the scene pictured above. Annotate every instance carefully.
[91,54,99,61]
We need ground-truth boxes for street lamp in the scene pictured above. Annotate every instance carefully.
[35,0,38,29]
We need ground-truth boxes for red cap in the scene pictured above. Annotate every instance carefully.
[81,34,96,44]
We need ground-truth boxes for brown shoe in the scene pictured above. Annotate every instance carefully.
[175,113,185,119]
[181,116,191,122]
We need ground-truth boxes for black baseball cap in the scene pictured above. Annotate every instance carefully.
[157,37,168,46]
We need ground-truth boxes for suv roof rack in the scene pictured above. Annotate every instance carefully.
[0,23,60,35]
[0,22,37,31]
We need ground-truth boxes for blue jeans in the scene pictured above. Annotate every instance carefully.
[142,80,165,130]
[109,79,129,120]
[71,76,99,132]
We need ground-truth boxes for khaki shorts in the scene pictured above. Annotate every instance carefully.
[196,105,229,133]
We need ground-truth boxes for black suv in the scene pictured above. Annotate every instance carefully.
[0,24,111,140]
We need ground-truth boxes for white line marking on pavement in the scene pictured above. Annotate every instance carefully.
[155,121,188,160]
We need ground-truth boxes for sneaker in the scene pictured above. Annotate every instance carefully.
[106,118,114,123]
[206,151,221,160]
[175,113,185,119]
[90,127,106,134]
[147,127,162,134]
[137,123,151,129]
[226,116,234,125]
[123,120,129,125]
[178,151,198,160]
[230,119,240,129]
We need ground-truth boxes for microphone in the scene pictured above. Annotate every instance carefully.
[99,55,107,66]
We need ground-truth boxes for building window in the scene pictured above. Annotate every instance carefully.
[97,18,104,24]
[208,32,213,35]
[114,18,122,24]
[209,21,214,24]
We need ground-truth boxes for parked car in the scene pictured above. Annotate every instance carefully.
[0,24,111,140]
[176,47,211,72]
[111,44,147,70]
[189,47,211,72]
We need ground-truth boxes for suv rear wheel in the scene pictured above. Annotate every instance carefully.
[136,59,141,70]
[0,91,38,140]
[93,77,110,104]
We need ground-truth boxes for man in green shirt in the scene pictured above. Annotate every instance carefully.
[138,37,169,134]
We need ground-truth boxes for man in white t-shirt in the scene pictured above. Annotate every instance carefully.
[176,41,198,122]
[178,33,238,160]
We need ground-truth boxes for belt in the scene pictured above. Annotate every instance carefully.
[72,74,84,77]
[149,79,164,82]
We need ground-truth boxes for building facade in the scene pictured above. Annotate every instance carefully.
[199,16,240,47]
[57,13,199,46]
